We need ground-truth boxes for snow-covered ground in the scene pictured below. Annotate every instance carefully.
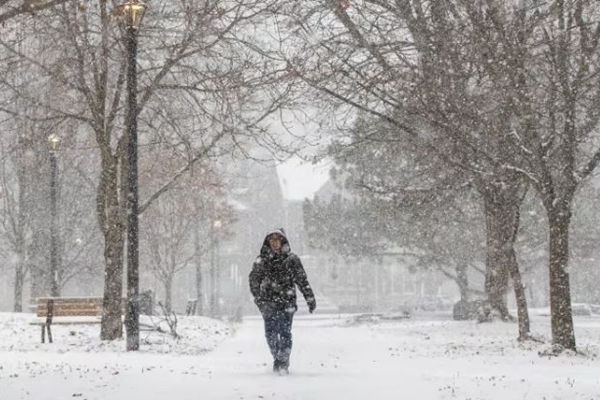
[1,311,599,399]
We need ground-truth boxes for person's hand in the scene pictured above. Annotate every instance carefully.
[308,298,316,314]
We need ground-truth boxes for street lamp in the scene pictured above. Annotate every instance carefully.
[116,0,146,29]
[116,0,147,351]
[47,134,61,298]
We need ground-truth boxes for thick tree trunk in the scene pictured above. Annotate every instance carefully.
[507,246,530,341]
[481,180,531,340]
[483,193,513,321]
[101,227,124,340]
[456,263,470,302]
[164,274,173,314]
[99,156,126,341]
[547,206,576,350]
[13,265,25,312]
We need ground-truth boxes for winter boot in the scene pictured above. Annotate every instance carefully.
[278,360,289,375]
[272,359,281,373]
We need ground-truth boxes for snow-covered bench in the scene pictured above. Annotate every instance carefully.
[29,297,123,343]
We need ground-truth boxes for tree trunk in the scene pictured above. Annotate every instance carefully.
[483,192,513,321]
[481,179,531,341]
[196,260,203,316]
[29,205,49,300]
[547,206,576,350]
[507,246,530,341]
[210,235,216,316]
[101,227,124,340]
[456,263,469,302]
[14,150,28,313]
[99,156,126,341]
[164,274,173,314]
[194,227,203,315]
[13,265,25,312]
[214,236,221,316]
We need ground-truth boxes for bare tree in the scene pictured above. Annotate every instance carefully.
[0,135,32,312]
[55,140,105,294]
[1,0,287,341]
[268,1,533,339]
[0,101,105,310]
[0,0,73,25]
[445,0,600,351]
[139,152,235,315]
[373,1,598,350]
[326,116,488,304]
[272,0,600,349]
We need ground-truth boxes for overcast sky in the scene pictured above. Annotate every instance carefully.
[277,157,331,201]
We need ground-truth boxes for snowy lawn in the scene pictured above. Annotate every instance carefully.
[0,313,232,355]
[0,311,599,400]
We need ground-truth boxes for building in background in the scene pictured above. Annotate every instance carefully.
[303,176,453,314]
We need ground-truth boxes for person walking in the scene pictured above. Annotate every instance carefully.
[249,229,316,374]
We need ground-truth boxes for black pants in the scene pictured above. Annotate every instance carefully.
[261,306,294,364]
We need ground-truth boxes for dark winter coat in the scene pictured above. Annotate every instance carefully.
[249,229,316,313]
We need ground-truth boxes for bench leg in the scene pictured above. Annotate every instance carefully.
[47,324,53,344]
[41,325,45,343]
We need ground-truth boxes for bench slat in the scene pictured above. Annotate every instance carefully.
[38,305,102,312]
[37,310,103,317]
[37,297,105,304]
[35,297,126,317]
[30,320,101,326]
[37,309,124,317]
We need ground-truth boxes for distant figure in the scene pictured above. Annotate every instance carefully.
[249,229,316,374]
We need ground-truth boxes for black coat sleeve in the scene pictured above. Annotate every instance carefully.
[290,254,315,305]
[249,258,265,302]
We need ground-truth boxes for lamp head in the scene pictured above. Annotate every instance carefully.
[47,134,61,152]
[116,0,147,30]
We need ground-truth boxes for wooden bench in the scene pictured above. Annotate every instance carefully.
[30,297,124,343]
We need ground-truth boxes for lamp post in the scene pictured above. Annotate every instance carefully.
[116,0,147,351]
[47,134,61,298]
